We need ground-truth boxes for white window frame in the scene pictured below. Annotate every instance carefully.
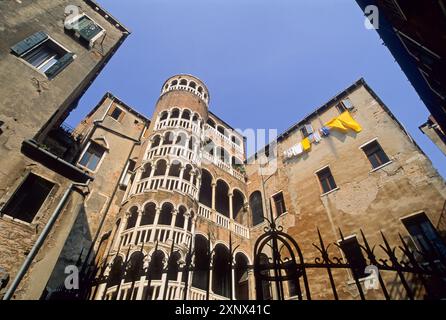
[314,165,339,196]
[17,36,75,78]
[77,141,107,174]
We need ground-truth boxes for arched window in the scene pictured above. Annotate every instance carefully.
[216,180,229,217]
[175,132,187,146]
[207,118,216,128]
[159,111,168,121]
[124,251,144,283]
[169,161,181,177]
[151,135,161,148]
[141,163,152,180]
[192,235,210,290]
[171,80,178,86]
[163,132,174,145]
[212,244,231,298]
[181,109,191,120]
[167,251,181,281]
[175,206,186,228]
[198,87,203,93]
[141,202,156,226]
[170,109,180,119]
[232,189,245,222]
[250,191,264,226]
[158,202,173,225]
[154,159,167,176]
[199,169,212,208]
[126,207,138,229]
[183,164,193,182]
[189,81,197,89]
[180,79,187,86]
[235,253,249,300]
[149,250,165,281]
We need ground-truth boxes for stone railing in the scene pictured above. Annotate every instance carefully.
[133,176,199,200]
[146,144,201,165]
[204,124,243,153]
[119,224,192,248]
[202,152,245,181]
[155,118,202,137]
[197,204,250,239]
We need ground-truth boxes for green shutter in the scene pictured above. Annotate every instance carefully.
[45,53,74,79]
[10,31,48,56]
[77,16,102,42]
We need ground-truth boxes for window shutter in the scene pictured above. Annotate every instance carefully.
[10,31,48,56]
[78,17,102,42]
[45,52,75,79]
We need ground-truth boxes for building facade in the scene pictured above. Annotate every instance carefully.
[0,1,129,299]
[85,75,446,301]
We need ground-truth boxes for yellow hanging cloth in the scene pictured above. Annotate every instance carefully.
[338,111,362,133]
[302,137,311,151]
[325,117,348,132]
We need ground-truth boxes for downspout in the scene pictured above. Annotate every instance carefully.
[3,180,91,300]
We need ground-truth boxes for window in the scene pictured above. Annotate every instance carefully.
[300,124,313,138]
[362,140,390,169]
[316,167,337,194]
[250,191,264,226]
[402,213,446,260]
[11,32,74,79]
[119,159,136,188]
[1,173,54,223]
[65,14,104,48]
[339,236,367,278]
[79,142,106,171]
[272,192,287,217]
[336,98,354,114]
[109,106,124,121]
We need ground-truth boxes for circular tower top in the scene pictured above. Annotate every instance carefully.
[160,74,210,105]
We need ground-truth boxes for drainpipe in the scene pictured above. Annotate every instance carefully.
[3,180,91,300]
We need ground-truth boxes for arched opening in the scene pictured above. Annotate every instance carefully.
[125,207,138,230]
[231,136,241,146]
[162,131,174,145]
[203,138,215,156]
[198,86,203,93]
[159,111,168,121]
[188,136,196,151]
[232,156,243,166]
[175,206,186,228]
[148,250,165,281]
[192,235,209,290]
[183,164,193,182]
[217,147,230,164]
[107,256,123,288]
[141,202,156,226]
[181,109,191,120]
[158,202,173,225]
[180,79,187,86]
[250,191,265,226]
[124,251,144,283]
[207,118,216,128]
[171,80,178,86]
[151,135,161,148]
[167,251,181,281]
[154,159,167,176]
[212,244,231,298]
[217,125,229,138]
[216,180,230,217]
[141,163,152,180]
[189,81,197,89]
[235,253,249,300]
[192,113,200,124]
[170,108,180,119]
[232,189,245,222]
[199,170,212,208]
[168,161,181,177]
[175,132,187,147]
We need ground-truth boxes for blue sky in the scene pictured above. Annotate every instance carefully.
[66,0,445,177]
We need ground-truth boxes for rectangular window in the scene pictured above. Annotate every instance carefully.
[402,213,446,260]
[300,124,313,138]
[79,142,105,171]
[362,140,390,169]
[65,14,104,48]
[273,192,287,217]
[339,236,367,278]
[11,32,74,79]
[316,167,337,194]
[1,173,54,223]
[109,106,124,121]
[336,98,354,114]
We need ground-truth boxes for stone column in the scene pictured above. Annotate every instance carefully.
[169,209,178,241]
[131,209,144,244]
[114,212,129,250]
[149,207,161,242]
[163,163,171,189]
[211,182,217,211]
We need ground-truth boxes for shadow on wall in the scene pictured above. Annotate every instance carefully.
[40,205,92,300]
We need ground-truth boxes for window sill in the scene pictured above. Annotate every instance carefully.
[320,187,339,197]
[369,161,392,173]
[1,214,34,227]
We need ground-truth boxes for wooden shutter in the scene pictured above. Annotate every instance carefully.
[10,31,48,56]
[77,16,102,42]
[45,52,75,79]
